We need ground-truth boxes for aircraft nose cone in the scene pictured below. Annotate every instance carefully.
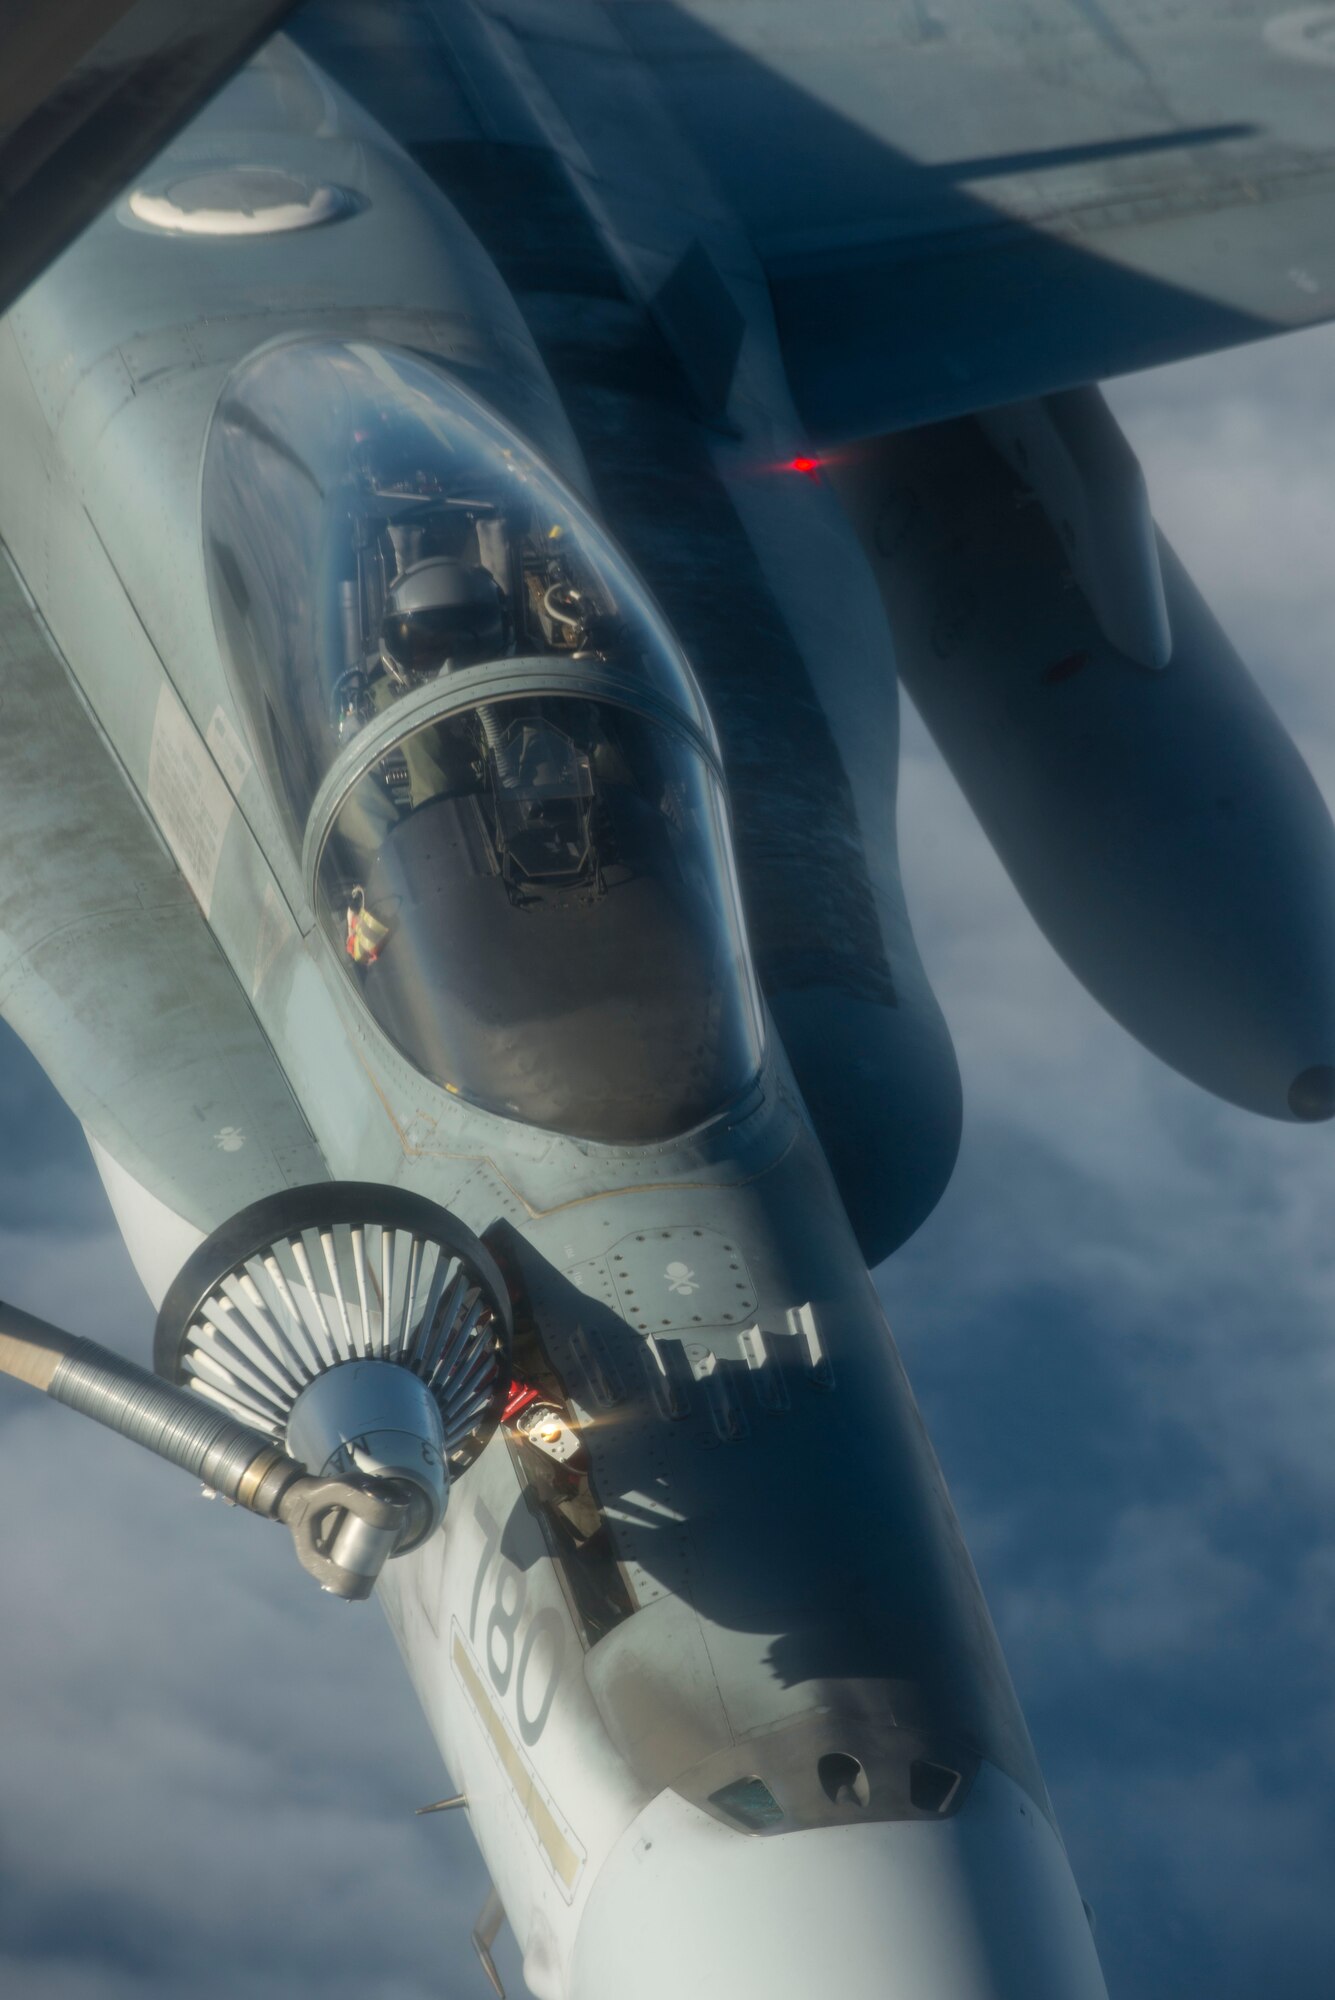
[573,1762,1108,2000]
[1288,1066,1335,1120]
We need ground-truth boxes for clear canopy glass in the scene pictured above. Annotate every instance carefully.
[318,694,761,1140]
[203,338,711,832]
[203,341,762,1141]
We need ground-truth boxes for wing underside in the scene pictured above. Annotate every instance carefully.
[602,0,1335,439]
[303,0,1335,441]
[7,3,1335,436]
[0,0,296,315]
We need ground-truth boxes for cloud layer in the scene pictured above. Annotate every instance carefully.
[5,327,1335,2000]
[0,1045,504,1996]
[881,327,1335,1998]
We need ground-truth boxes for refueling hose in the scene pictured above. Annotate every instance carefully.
[0,1299,411,1599]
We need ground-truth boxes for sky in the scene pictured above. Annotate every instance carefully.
[884,336,1335,1995]
[4,325,1335,1995]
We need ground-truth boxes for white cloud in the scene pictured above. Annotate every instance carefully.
[8,170,1335,2000]
[877,322,1335,1996]
[0,1339,500,1998]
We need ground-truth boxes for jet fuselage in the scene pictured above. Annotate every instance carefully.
[0,38,1107,2000]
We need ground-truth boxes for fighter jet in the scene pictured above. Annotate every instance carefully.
[3,5,1335,1995]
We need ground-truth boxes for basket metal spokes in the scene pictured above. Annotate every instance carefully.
[156,1187,511,1472]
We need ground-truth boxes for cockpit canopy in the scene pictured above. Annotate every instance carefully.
[203,338,712,827]
[203,341,763,1143]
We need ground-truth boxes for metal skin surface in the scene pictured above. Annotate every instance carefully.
[568,1766,1102,2000]
[7,12,1331,1997]
[0,0,301,317]
[284,1361,449,1532]
[0,35,1106,1997]
[830,412,1335,1126]
[0,1300,415,1599]
[291,1,969,1267]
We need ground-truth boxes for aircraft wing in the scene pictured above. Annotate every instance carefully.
[8,2,1335,439]
[0,545,327,1269]
[297,0,1335,443]
[0,0,296,315]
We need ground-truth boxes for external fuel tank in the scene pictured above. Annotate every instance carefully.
[834,404,1335,1123]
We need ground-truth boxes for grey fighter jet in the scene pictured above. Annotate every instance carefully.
[4,6,1335,1996]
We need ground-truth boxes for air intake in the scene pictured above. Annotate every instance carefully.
[155,1185,511,1547]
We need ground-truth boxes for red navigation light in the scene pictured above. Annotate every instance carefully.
[787,455,822,479]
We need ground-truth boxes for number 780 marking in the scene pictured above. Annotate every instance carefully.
[468,1495,565,1746]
